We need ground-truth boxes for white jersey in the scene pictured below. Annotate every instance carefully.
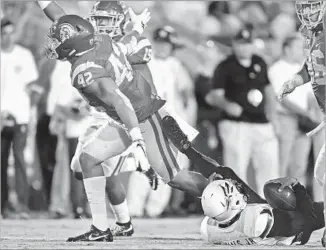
[200,203,295,246]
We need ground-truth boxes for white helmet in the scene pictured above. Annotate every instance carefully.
[201,179,247,224]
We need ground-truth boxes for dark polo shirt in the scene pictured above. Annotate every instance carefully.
[212,54,270,123]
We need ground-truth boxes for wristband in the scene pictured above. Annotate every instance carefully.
[38,1,51,9]
[130,127,143,141]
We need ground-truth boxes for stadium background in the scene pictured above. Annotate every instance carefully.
[1,0,324,218]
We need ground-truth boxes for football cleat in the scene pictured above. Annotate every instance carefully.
[161,115,191,153]
[110,221,134,236]
[66,225,113,242]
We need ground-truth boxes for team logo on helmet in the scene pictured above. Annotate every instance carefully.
[59,23,76,43]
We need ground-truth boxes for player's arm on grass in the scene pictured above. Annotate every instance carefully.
[37,1,66,21]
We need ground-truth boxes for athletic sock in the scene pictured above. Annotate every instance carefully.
[83,176,109,231]
[109,199,131,224]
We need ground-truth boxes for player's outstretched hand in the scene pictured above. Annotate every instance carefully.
[277,74,303,101]
[278,80,297,101]
[128,7,151,33]
[266,177,298,192]
[122,133,158,190]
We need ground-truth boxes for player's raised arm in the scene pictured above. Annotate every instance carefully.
[37,1,66,21]
[117,8,151,56]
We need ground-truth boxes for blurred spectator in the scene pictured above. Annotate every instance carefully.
[36,58,58,207]
[237,1,268,27]
[1,19,39,218]
[268,34,317,186]
[207,1,242,37]
[193,40,227,161]
[270,13,297,42]
[206,26,279,196]
[46,61,90,219]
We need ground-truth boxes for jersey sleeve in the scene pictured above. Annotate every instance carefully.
[126,37,152,65]
[71,62,109,90]
[117,32,152,61]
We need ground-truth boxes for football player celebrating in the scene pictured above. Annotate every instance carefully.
[72,1,200,236]
[277,1,326,246]
[38,1,209,242]
[200,176,325,246]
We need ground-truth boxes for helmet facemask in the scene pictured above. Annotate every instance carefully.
[45,35,62,60]
[46,22,79,60]
[296,1,326,29]
[89,10,125,37]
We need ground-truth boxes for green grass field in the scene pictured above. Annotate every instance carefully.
[1,217,324,249]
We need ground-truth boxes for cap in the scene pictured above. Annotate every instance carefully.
[153,26,184,48]
[233,27,253,43]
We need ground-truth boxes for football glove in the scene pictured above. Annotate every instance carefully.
[127,7,151,35]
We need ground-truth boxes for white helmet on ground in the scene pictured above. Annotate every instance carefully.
[201,179,247,224]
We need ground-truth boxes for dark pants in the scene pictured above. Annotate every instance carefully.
[36,114,57,205]
[1,124,29,213]
[68,138,87,215]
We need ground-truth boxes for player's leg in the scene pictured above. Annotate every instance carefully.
[72,133,135,236]
[141,110,208,197]
[104,156,134,236]
[68,122,130,242]
[71,134,134,236]
[161,115,266,203]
